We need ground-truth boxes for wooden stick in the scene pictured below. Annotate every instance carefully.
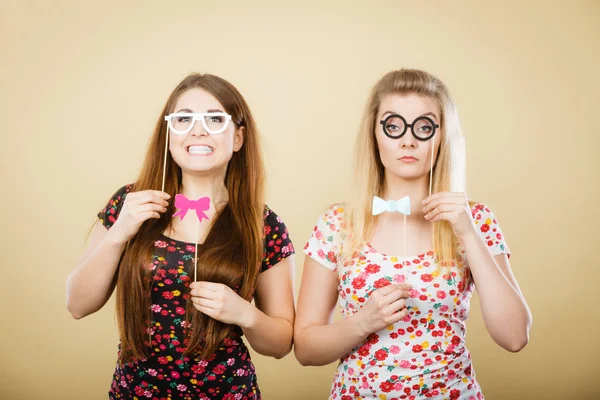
[161,126,169,192]
[194,217,199,282]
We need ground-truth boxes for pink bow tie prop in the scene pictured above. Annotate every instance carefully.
[173,194,211,222]
[172,194,212,283]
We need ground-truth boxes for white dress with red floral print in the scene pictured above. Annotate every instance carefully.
[303,203,510,400]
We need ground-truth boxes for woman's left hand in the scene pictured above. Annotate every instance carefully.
[422,192,476,240]
[189,281,254,328]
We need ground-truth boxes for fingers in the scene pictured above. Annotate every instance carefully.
[189,282,224,299]
[138,203,168,214]
[430,211,464,224]
[190,296,218,309]
[192,303,218,319]
[140,211,162,221]
[383,287,412,303]
[422,194,465,213]
[424,203,458,220]
[386,308,409,325]
[375,283,411,297]
[190,281,222,292]
[129,190,170,207]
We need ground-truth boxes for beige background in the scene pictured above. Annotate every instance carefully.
[1,0,598,399]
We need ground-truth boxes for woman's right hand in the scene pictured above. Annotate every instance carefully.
[109,190,170,243]
[353,283,412,336]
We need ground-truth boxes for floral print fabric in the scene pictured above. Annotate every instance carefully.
[304,203,510,400]
[98,185,295,399]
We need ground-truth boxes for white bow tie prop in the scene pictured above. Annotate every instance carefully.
[372,196,412,278]
[372,196,411,216]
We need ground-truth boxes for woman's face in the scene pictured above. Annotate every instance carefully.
[375,93,442,182]
[168,88,244,176]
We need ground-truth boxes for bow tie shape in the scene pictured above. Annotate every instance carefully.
[172,194,211,222]
[372,196,411,216]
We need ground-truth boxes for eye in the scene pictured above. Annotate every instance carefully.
[176,116,192,123]
[207,116,224,123]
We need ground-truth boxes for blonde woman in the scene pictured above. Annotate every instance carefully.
[294,69,531,399]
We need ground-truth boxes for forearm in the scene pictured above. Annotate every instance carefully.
[294,314,368,366]
[66,231,125,319]
[240,306,293,359]
[461,234,532,351]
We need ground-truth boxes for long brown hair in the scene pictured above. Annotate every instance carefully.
[116,73,265,363]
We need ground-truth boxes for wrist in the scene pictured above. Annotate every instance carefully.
[239,302,258,330]
[105,229,129,248]
[349,312,369,339]
[456,229,480,248]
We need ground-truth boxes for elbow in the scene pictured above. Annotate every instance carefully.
[293,343,325,366]
[503,322,531,353]
[505,335,529,353]
[272,341,293,360]
[66,299,87,320]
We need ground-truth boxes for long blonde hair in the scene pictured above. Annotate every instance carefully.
[344,69,467,267]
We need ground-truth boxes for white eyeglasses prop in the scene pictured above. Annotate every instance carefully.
[164,112,232,135]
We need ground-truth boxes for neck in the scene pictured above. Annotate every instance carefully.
[382,170,431,216]
[180,169,229,207]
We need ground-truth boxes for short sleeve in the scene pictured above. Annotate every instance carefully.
[97,184,133,230]
[471,203,511,258]
[303,205,345,271]
[261,206,295,273]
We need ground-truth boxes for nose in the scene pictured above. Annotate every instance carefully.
[189,119,209,137]
[399,131,417,149]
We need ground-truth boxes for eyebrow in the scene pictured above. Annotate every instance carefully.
[175,108,225,113]
[381,110,439,120]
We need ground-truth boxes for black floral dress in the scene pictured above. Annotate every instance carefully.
[98,185,294,400]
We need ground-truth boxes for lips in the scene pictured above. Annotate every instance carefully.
[399,156,418,162]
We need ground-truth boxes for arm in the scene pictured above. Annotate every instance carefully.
[240,256,296,358]
[66,222,126,319]
[66,188,169,319]
[293,257,366,366]
[461,235,532,352]
[423,194,532,352]
[189,257,296,359]
[293,257,411,366]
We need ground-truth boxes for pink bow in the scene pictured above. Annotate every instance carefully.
[172,194,211,221]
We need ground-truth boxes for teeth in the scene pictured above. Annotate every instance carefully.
[188,145,213,155]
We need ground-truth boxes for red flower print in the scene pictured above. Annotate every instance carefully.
[157,356,168,364]
[352,277,366,290]
[451,335,461,346]
[421,273,433,282]
[487,240,494,246]
[365,264,381,274]
[326,251,337,264]
[374,349,388,361]
[162,291,174,300]
[358,344,370,357]
[379,381,394,392]
[480,224,490,233]
[367,333,380,344]
[450,389,461,399]
[437,290,446,299]
[212,364,226,375]
[374,278,391,288]
[412,344,423,353]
